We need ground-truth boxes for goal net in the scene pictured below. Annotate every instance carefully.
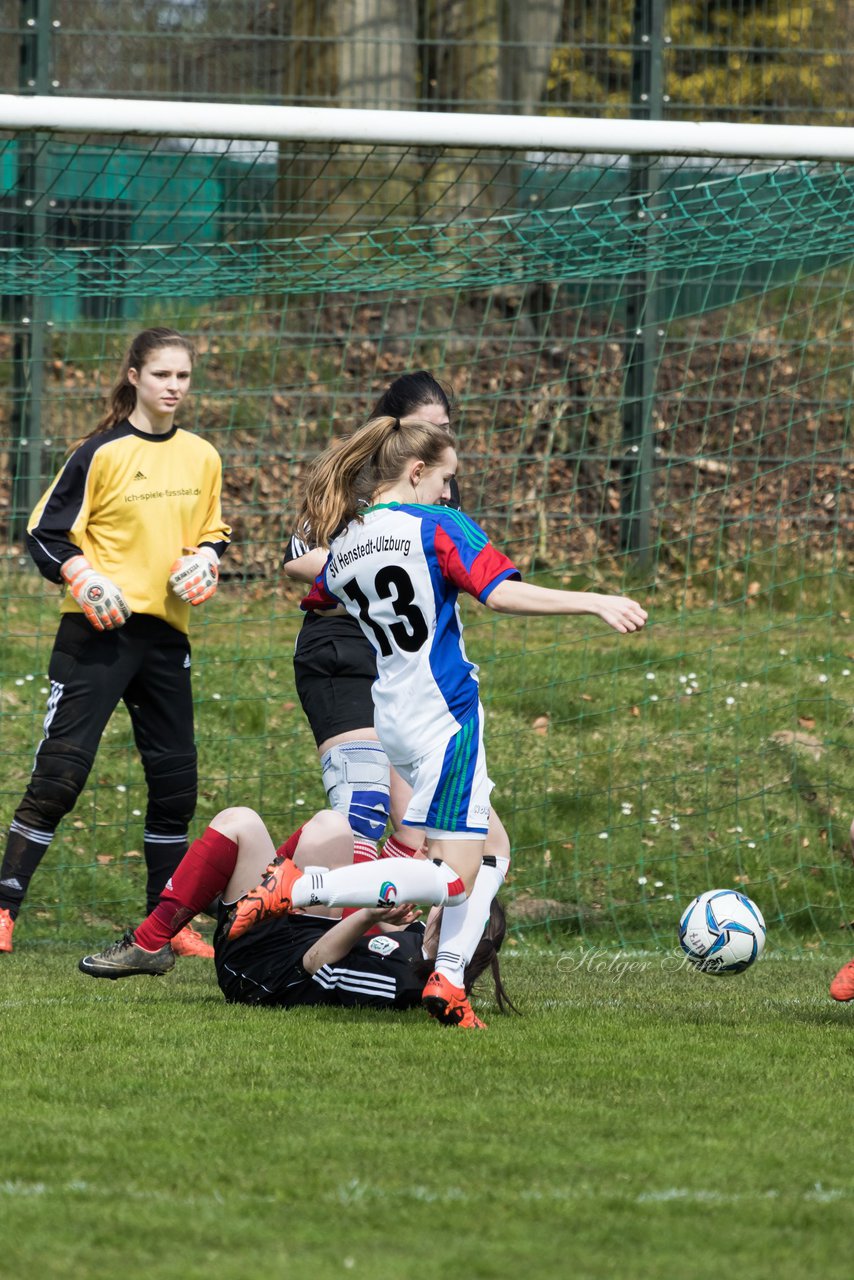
[1,97,851,950]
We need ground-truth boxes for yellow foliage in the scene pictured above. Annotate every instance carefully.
[547,0,847,123]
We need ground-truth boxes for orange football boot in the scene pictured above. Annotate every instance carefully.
[421,970,486,1029]
[829,959,854,1002]
[171,924,215,958]
[225,857,303,940]
[0,908,14,953]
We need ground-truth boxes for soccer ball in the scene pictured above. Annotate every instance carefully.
[678,889,766,974]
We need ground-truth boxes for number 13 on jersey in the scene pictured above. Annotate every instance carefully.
[342,568,429,656]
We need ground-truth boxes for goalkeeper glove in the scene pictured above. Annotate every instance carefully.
[61,555,131,631]
[169,545,219,606]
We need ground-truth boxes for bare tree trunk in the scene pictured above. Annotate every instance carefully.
[499,0,564,113]
[276,0,422,239]
[337,0,419,110]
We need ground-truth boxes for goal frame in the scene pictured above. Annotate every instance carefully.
[1,92,853,161]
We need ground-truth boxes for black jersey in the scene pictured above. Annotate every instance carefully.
[214,904,426,1010]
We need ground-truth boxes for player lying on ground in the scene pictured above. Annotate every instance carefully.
[79,806,516,1017]
[224,411,647,1029]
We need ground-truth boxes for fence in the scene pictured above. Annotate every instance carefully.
[0,21,850,945]
[2,0,852,124]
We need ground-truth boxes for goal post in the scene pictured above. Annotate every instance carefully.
[0,95,851,951]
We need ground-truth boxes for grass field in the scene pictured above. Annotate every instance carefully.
[1,567,853,1277]
[2,944,853,1280]
[1,568,852,946]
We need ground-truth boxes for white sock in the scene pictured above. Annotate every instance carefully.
[291,857,467,910]
[434,856,509,987]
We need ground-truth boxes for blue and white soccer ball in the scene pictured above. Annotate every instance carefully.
[678,889,766,974]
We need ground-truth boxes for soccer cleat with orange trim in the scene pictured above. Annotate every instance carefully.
[421,970,487,1029]
[829,958,854,1002]
[0,908,14,953]
[225,857,303,940]
[170,924,215,958]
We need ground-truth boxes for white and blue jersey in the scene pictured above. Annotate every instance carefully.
[302,503,519,769]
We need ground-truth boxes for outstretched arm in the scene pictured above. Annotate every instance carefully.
[485,578,647,634]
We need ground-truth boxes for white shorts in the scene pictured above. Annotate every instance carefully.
[395,705,493,839]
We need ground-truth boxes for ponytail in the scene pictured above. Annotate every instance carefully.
[413,898,520,1016]
[462,898,521,1015]
[299,413,456,548]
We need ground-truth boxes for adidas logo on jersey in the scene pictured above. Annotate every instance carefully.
[183,654,191,668]
[132,470,147,481]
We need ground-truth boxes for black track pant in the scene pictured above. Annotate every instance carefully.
[0,612,198,918]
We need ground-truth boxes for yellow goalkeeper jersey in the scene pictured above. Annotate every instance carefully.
[27,419,232,635]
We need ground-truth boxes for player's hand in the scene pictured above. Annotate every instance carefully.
[61,555,131,632]
[366,903,422,927]
[592,594,648,634]
[169,546,219,605]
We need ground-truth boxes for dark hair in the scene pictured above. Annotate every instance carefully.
[462,898,520,1014]
[83,327,196,443]
[299,413,456,548]
[415,898,520,1016]
[373,373,461,511]
[369,370,454,424]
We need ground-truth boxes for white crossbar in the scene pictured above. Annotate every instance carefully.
[0,94,853,161]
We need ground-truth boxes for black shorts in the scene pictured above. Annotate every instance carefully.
[42,612,195,761]
[214,903,426,1010]
[293,610,378,745]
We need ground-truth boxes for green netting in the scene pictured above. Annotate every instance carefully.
[0,127,851,953]
[1,138,854,298]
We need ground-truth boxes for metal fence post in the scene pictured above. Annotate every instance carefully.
[620,0,665,566]
[12,0,52,538]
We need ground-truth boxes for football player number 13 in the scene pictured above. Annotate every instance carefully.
[342,569,429,656]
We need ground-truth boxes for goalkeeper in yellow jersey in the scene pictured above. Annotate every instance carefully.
[0,328,231,957]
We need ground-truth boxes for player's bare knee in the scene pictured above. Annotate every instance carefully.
[300,809,353,867]
[211,805,260,841]
[431,858,472,905]
[306,809,351,840]
[460,868,478,897]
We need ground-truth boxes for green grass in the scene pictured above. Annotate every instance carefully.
[2,945,853,1279]
[2,567,853,1277]
[1,568,853,949]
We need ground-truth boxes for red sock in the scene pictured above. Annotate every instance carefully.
[353,839,379,863]
[275,826,304,861]
[134,827,238,951]
[381,834,421,859]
